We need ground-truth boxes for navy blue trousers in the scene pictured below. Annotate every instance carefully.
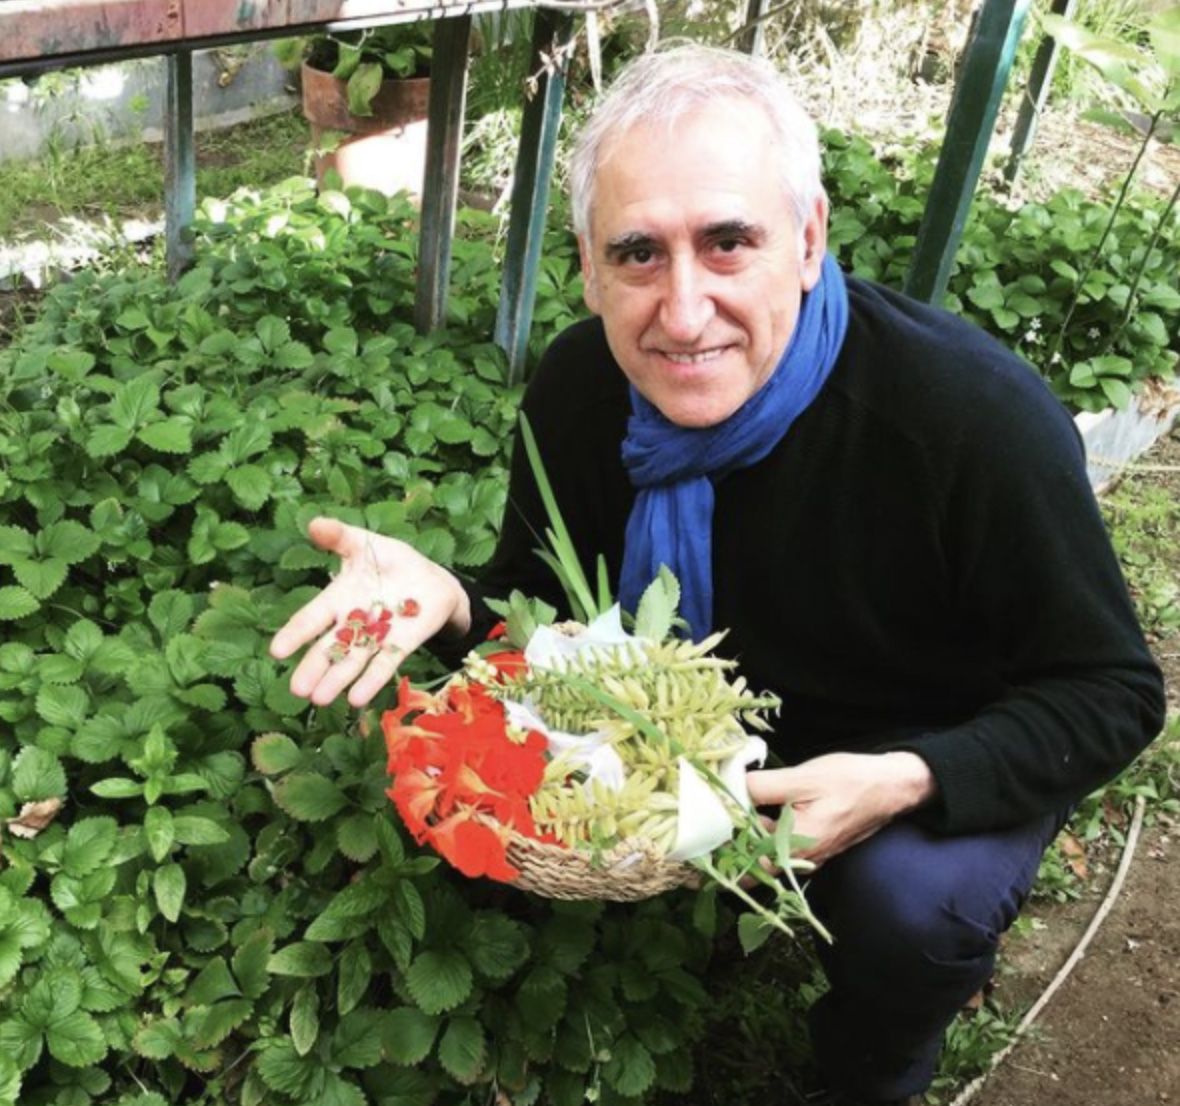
[805,811,1065,1101]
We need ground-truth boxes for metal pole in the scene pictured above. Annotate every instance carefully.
[415,15,472,334]
[164,48,196,282]
[904,0,1032,304]
[494,10,574,381]
[1004,0,1077,184]
[738,0,770,56]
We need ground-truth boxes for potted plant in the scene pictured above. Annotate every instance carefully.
[277,23,434,196]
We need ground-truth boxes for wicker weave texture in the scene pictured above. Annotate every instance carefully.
[506,833,696,902]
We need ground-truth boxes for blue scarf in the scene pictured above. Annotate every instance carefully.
[619,252,849,640]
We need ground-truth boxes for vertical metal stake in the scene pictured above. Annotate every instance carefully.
[494,11,574,381]
[1004,0,1077,184]
[738,0,770,56]
[164,49,195,283]
[415,15,472,334]
[904,0,1032,305]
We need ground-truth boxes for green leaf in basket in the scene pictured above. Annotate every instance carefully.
[634,564,680,641]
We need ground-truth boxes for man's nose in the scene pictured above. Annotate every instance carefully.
[659,258,714,342]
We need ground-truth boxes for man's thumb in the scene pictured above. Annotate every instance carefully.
[307,516,348,554]
[745,767,793,807]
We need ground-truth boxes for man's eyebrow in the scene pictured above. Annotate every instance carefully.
[603,232,658,262]
[699,219,764,242]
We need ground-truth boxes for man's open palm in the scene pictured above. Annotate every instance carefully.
[268,517,471,708]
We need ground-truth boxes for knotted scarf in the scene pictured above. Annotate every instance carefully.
[619,252,849,640]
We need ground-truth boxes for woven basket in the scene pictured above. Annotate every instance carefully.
[505,830,697,902]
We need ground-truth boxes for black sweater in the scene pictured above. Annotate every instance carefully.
[457,277,1165,834]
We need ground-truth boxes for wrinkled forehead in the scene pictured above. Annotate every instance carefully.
[586,100,792,238]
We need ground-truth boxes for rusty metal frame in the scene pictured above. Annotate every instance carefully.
[0,1,541,77]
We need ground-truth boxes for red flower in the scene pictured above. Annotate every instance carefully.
[381,672,556,885]
[388,768,442,841]
[484,650,528,680]
[487,620,508,641]
[429,810,519,882]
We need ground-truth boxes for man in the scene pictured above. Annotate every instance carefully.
[271,44,1165,1106]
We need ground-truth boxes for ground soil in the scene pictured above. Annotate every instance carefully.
[974,818,1180,1106]
[968,426,1180,1106]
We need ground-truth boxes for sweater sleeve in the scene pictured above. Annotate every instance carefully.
[890,375,1166,834]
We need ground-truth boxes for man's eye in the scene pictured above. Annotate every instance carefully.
[625,247,654,264]
[715,237,744,254]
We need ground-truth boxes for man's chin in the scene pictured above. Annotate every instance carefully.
[648,392,743,429]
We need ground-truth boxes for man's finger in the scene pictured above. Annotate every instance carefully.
[347,641,409,708]
[307,516,352,556]
[270,588,340,661]
[308,641,374,707]
[745,767,793,806]
[287,632,337,698]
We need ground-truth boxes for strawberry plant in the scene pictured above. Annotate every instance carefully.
[820,128,1180,411]
[0,179,706,1106]
[2,121,1175,1106]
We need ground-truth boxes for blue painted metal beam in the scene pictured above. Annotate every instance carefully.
[415,14,472,334]
[164,49,196,282]
[494,10,574,381]
[904,0,1032,304]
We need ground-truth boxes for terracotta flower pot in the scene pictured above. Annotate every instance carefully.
[301,60,431,198]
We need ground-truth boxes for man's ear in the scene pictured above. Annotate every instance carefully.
[577,234,602,315]
[799,193,830,292]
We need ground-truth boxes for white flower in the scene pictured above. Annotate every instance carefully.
[1087,326,1100,339]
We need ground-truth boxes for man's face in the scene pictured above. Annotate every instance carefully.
[578,99,828,428]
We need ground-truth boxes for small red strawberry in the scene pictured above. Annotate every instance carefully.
[398,598,421,618]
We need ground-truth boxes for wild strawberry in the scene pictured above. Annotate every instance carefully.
[347,608,368,624]
[336,627,355,645]
[398,598,421,618]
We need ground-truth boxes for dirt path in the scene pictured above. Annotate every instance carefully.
[972,817,1180,1106]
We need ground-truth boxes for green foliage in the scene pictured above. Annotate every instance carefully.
[0,178,706,1105]
[277,23,435,118]
[927,1004,1023,1101]
[1037,4,1180,387]
[1104,476,1180,640]
[820,129,1180,412]
[0,110,308,244]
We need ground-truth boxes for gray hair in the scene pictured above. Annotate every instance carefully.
[569,42,825,242]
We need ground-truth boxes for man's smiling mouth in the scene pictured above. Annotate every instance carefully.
[658,347,730,365]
